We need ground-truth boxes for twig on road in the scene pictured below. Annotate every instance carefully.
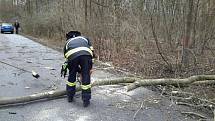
[0,60,31,73]
[133,101,144,120]
[0,60,40,78]
[181,111,207,119]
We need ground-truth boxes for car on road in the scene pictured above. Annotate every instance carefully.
[1,23,14,34]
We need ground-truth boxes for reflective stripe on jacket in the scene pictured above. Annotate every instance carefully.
[64,36,93,60]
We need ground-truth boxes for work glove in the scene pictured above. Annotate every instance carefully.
[61,61,68,78]
[92,51,97,64]
[92,58,95,64]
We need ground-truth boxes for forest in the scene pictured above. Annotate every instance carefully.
[0,0,215,120]
[0,0,214,78]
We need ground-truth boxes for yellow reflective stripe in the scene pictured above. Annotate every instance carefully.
[65,47,93,59]
[90,46,94,50]
[65,37,89,50]
[67,81,76,87]
[81,84,91,90]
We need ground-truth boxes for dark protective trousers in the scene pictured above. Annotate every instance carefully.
[15,27,19,34]
[67,55,92,101]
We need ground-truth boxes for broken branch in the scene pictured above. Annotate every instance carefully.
[0,77,136,106]
[127,75,215,91]
[181,111,207,119]
[0,75,215,107]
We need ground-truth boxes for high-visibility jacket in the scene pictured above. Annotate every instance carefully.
[64,36,94,60]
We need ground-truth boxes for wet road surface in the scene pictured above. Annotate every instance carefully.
[0,34,211,121]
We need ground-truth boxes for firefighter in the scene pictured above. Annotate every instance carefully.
[61,31,94,107]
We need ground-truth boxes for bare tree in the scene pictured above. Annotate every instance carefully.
[1,0,214,77]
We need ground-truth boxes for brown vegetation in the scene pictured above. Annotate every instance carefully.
[0,0,215,112]
[1,0,214,78]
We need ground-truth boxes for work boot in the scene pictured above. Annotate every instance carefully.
[83,100,90,107]
[67,96,74,102]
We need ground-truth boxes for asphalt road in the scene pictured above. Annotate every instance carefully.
[0,33,211,121]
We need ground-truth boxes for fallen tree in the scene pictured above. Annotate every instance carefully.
[0,77,136,106]
[127,75,215,91]
[0,75,215,107]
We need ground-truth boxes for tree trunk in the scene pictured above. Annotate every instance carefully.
[182,0,194,66]
[0,77,136,106]
[127,75,215,91]
[1,75,215,107]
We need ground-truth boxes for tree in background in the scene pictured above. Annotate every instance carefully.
[1,0,214,78]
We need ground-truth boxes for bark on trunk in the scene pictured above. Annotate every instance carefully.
[0,75,215,107]
[0,77,136,106]
[127,75,215,91]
